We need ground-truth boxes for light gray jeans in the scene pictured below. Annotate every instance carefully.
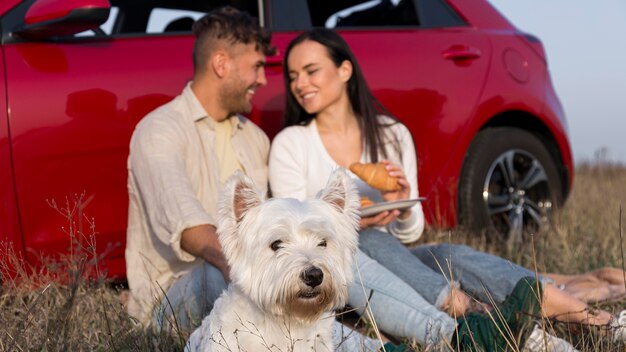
[348,249,457,346]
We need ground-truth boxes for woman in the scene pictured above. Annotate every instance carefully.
[269,28,625,350]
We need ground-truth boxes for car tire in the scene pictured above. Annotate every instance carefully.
[458,127,563,241]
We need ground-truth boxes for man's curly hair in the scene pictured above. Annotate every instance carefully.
[192,6,276,73]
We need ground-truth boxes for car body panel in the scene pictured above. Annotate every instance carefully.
[473,30,573,193]
[0,0,21,16]
[342,28,491,225]
[0,46,24,253]
[4,36,194,278]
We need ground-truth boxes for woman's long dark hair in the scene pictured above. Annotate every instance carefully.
[282,28,398,163]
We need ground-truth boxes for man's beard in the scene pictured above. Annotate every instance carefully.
[221,79,253,115]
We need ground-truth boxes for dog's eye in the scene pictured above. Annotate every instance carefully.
[318,239,327,247]
[270,240,283,251]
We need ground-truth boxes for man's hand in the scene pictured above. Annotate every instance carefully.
[181,224,231,282]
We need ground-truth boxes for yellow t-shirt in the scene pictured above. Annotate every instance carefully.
[214,117,243,184]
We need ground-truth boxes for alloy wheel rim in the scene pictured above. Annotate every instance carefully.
[482,149,553,241]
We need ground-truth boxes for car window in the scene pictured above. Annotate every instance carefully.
[101,0,259,36]
[306,0,464,29]
[75,6,206,37]
[146,9,205,34]
[419,0,465,28]
[318,0,419,28]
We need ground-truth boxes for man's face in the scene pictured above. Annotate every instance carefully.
[220,43,267,115]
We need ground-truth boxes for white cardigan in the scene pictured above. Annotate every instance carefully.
[269,116,424,243]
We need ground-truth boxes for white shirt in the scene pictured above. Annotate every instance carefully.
[269,116,424,243]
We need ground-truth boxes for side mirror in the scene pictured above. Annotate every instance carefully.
[15,0,110,39]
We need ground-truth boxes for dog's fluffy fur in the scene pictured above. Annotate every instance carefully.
[187,169,360,351]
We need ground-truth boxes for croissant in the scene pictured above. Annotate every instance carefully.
[349,162,400,191]
[360,196,375,208]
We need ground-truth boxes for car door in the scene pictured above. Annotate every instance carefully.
[267,0,491,225]
[1,0,260,279]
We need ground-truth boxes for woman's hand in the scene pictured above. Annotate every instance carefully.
[359,209,401,230]
[380,160,412,220]
[380,160,410,202]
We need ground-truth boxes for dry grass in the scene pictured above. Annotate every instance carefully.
[0,195,183,352]
[1,162,625,351]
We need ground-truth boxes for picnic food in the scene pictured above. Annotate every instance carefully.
[360,196,375,208]
[349,162,401,191]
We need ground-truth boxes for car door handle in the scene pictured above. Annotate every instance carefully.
[442,45,481,60]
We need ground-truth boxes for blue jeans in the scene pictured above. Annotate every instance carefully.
[411,243,545,303]
[153,262,227,333]
[357,229,545,313]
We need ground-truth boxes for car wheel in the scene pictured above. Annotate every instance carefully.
[458,127,562,241]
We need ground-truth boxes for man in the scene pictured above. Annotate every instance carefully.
[125,7,273,331]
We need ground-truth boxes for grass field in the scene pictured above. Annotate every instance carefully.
[1,162,625,351]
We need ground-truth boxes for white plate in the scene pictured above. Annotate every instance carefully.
[360,198,426,217]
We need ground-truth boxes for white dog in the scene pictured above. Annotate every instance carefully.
[187,169,360,352]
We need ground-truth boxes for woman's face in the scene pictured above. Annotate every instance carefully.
[287,40,352,115]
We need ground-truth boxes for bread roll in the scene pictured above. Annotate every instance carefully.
[349,162,400,191]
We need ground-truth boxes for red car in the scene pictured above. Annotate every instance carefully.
[0,0,573,279]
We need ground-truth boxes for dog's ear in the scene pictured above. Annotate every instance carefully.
[220,171,263,224]
[317,168,360,218]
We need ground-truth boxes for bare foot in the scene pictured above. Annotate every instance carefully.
[441,287,472,317]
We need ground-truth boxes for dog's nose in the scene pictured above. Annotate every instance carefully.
[301,267,324,288]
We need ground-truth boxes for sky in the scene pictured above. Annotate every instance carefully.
[488,0,626,165]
